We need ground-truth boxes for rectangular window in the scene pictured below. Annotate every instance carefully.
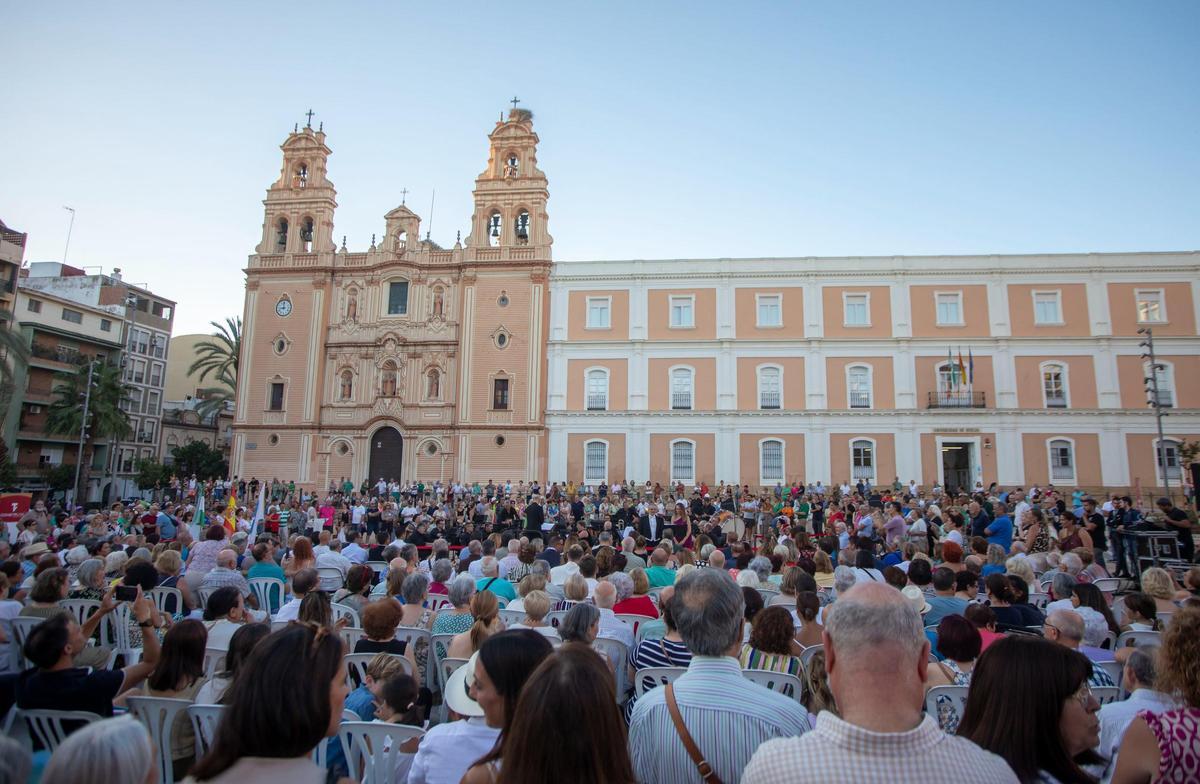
[1033,291,1062,325]
[935,292,963,325]
[151,335,164,359]
[61,308,83,324]
[756,294,782,328]
[100,319,112,332]
[851,442,875,480]
[584,442,608,484]
[492,378,510,410]
[760,441,784,483]
[132,358,145,384]
[669,296,695,328]
[585,297,611,329]
[1042,366,1067,408]
[1136,289,1165,324]
[26,299,41,313]
[1157,442,1181,480]
[139,420,156,444]
[1050,441,1074,482]
[843,293,870,327]
[671,442,694,483]
[125,388,143,413]
[758,368,781,409]
[146,390,160,416]
[387,281,409,315]
[149,363,162,387]
[670,370,693,410]
[268,382,285,411]
[586,372,608,411]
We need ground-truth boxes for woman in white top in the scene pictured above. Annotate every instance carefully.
[516,590,561,641]
[201,587,248,652]
[194,622,271,707]
[371,672,423,784]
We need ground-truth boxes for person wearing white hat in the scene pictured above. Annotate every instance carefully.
[901,584,932,617]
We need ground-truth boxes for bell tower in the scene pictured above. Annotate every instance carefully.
[256,117,338,255]
[466,106,552,255]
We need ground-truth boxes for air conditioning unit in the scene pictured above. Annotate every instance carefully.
[29,405,41,414]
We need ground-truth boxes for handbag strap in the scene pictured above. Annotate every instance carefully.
[664,684,723,784]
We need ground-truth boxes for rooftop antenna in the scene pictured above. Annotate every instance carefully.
[427,188,436,242]
[62,206,76,265]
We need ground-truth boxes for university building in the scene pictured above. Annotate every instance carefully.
[234,112,1200,492]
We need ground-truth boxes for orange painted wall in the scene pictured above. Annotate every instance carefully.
[647,288,717,340]
[734,287,805,339]
[909,285,991,337]
[647,357,717,411]
[825,357,895,409]
[567,433,627,483]
[567,290,629,341]
[829,433,896,485]
[566,359,628,411]
[735,357,806,411]
[1021,433,1103,487]
[738,433,805,486]
[1125,433,1200,490]
[1014,356,1098,409]
[914,354,994,408]
[649,433,716,484]
[1007,283,1090,337]
[1117,355,1200,409]
[1107,282,1196,337]
[822,286,892,339]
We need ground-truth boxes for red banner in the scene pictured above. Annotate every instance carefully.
[0,493,31,525]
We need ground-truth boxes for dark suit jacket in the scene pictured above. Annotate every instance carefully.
[639,514,668,542]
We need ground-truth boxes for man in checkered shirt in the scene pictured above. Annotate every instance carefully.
[743,581,1018,783]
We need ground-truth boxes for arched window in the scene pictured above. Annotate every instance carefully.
[757,366,781,410]
[670,367,694,410]
[1155,438,1182,482]
[275,218,288,252]
[338,370,353,401]
[670,440,696,484]
[935,361,972,408]
[1048,438,1076,483]
[1145,361,1175,408]
[294,162,308,188]
[504,154,519,177]
[1041,363,1068,408]
[488,211,502,247]
[586,368,609,411]
[514,210,530,244]
[397,230,408,249]
[380,361,398,397]
[847,365,872,409]
[300,217,314,252]
[584,440,608,484]
[426,369,441,400]
[760,439,784,483]
[851,438,875,483]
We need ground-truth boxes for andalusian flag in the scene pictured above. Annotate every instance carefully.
[223,493,238,534]
[248,491,266,540]
[957,348,966,385]
[195,493,206,529]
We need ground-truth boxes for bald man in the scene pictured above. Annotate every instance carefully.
[200,548,255,607]
[1043,609,1116,686]
[594,579,635,651]
[744,582,1016,783]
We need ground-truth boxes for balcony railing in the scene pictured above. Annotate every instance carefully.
[671,392,693,410]
[848,392,872,409]
[585,395,607,411]
[1050,464,1075,481]
[759,392,781,409]
[1045,396,1067,408]
[1153,392,1174,408]
[928,391,987,409]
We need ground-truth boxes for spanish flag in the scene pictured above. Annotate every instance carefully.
[224,493,238,534]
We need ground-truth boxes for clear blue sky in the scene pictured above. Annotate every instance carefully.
[3,1,1197,334]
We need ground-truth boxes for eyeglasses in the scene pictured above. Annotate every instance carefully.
[1070,683,1094,709]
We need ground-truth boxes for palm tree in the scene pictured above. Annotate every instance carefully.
[46,360,132,504]
[0,306,31,417]
[188,317,240,418]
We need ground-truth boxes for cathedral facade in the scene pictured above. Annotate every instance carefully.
[232,109,551,487]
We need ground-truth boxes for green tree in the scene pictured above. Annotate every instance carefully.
[44,463,76,499]
[0,441,17,488]
[45,360,131,504]
[134,457,168,494]
[187,317,240,419]
[0,307,32,416]
[170,440,228,481]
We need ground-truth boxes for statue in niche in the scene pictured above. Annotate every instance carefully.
[346,290,358,322]
[381,361,398,397]
[339,370,353,400]
[427,369,440,399]
[432,288,444,319]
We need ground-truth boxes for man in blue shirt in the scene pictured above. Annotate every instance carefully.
[984,502,1014,553]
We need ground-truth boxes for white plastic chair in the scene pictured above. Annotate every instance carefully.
[127,695,193,784]
[248,578,285,618]
[614,613,649,638]
[497,608,525,627]
[1116,630,1162,649]
[1028,592,1051,611]
[1092,577,1121,594]
[634,619,666,645]
[365,561,389,579]
[592,637,630,703]
[23,709,103,751]
[187,703,226,757]
[195,588,216,611]
[634,666,687,697]
[1093,686,1121,705]
[331,602,361,628]
[427,595,454,612]
[1096,660,1123,689]
[202,648,226,679]
[337,721,425,784]
[743,668,804,702]
[104,602,142,665]
[270,619,290,632]
[318,567,345,592]
[438,657,470,719]
[345,652,415,688]
[310,708,361,768]
[925,685,969,733]
[545,609,569,629]
[10,617,43,670]
[393,626,433,690]
[147,587,184,617]
[798,644,824,673]
[339,626,365,651]
[756,588,781,604]
[432,632,457,666]
[59,599,102,627]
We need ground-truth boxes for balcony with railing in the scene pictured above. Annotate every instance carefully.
[759,392,781,410]
[585,394,607,411]
[1153,391,1174,408]
[848,392,872,409]
[671,392,693,410]
[1050,463,1075,482]
[928,391,987,409]
[1045,395,1067,409]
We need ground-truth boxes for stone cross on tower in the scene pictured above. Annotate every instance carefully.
[400,187,408,205]
[305,109,315,128]
[510,96,520,110]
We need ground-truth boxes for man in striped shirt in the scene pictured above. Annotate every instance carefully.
[742,582,1017,783]
[629,569,809,783]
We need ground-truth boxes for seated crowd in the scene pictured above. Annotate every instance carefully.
[0,479,1198,784]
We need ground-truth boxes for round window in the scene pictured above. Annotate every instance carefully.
[268,434,279,446]
[498,292,509,307]
[275,339,287,354]
[494,435,506,447]
[496,333,508,347]
[337,443,349,455]
[425,442,438,456]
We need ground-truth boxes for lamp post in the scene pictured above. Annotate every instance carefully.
[1138,327,1172,503]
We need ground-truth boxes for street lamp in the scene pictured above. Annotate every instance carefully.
[1138,327,1172,503]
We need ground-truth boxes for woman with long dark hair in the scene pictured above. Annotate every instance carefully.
[188,623,348,782]
[494,645,637,784]
[958,635,1103,783]
[124,619,207,777]
[194,622,270,705]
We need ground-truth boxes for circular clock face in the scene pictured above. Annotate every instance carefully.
[276,298,292,317]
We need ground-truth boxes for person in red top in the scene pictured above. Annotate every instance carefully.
[610,571,659,618]
[964,603,1003,652]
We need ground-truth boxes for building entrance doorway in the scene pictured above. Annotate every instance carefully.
[368,426,403,484]
[941,442,973,495]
